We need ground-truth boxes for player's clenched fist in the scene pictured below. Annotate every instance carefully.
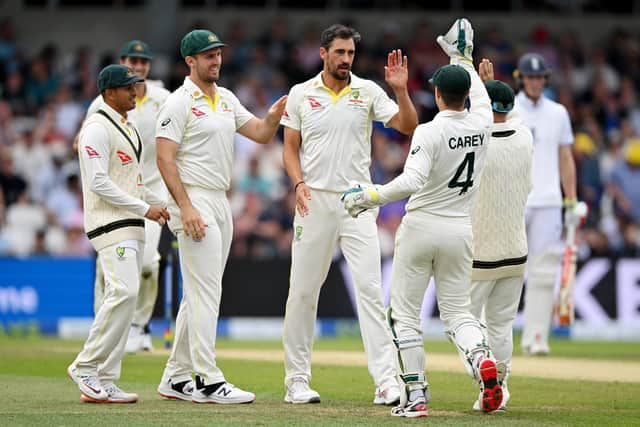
[145,205,170,226]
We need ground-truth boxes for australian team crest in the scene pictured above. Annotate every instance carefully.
[295,226,303,242]
[116,246,126,258]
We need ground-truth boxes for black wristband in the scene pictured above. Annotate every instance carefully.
[294,181,305,192]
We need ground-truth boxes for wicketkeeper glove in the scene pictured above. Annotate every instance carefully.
[340,184,382,218]
[563,199,588,227]
[436,18,474,66]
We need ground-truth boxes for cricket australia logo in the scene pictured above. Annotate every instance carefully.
[116,246,126,258]
[294,225,303,242]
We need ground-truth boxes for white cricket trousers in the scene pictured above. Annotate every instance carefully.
[162,187,232,385]
[522,206,562,352]
[283,189,396,389]
[93,218,162,326]
[470,275,524,375]
[389,211,488,378]
[74,240,141,380]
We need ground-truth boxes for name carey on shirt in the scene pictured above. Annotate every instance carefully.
[448,133,485,150]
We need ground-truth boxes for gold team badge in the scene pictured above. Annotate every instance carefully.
[295,226,303,242]
[208,34,218,42]
[134,44,144,52]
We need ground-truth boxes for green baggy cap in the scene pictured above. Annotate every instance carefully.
[120,40,153,60]
[429,64,471,95]
[180,29,227,58]
[97,64,144,92]
[484,80,515,113]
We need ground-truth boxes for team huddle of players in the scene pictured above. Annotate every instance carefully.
[65,17,582,418]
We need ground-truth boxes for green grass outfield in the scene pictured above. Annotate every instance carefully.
[1,336,639,426]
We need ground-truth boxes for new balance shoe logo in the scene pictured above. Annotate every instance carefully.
[217,386,232,397]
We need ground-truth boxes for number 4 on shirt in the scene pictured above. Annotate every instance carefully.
[448,152,475,195]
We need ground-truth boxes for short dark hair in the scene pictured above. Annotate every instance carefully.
[320,24,361,50]
[440,91,467,109]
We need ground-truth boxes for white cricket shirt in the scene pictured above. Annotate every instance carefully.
[378,61,492,217]
[514,92,573,208]
[280,72,399,192]
[87,83,170,196]
[155,77,254,191]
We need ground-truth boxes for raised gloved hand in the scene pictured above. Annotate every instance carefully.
[340,184,381,218]
[564,200,588,228]
[436,18,474,65]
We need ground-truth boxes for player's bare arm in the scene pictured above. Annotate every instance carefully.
[559,145,577,201]
[156,137,207,239]
[237,95,288,144]
[282,126,311,217]
[384,49,418,135]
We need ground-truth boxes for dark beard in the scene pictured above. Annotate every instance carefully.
[330,66,350,81]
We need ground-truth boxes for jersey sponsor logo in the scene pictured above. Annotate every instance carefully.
[191,107,206,117]
[411,146,421,155]
[84,145,100,158]
[283,110,290,118]
[307,97,322,109]
[448,133,485,150]
[116,150,133,165]
[161,118,171,127]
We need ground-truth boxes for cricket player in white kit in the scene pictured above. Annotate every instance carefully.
[67,64,169,403]
[88,40,170,353]
[280,24,418,405]
[469,74,533,412]
[155,29,287,403]
[513,53,580,355]
[343,19,504,417]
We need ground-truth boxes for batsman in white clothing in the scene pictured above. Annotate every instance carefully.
[342,19,504,417]
[280,23,418,405]
[155,29,287,404]
[512,53,581,355]
[86,40,170,354]
[67,64,169,403]
[469,70,534,412]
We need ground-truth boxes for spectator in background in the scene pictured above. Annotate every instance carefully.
[608,139,640,225]
[0,151,27,207]
[24,57,60,113]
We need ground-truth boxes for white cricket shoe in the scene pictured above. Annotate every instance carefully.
[82,383,138,403]
[67,364,107,401]
[474,381,509,412]
[373,384,401,405]
[142,333,154,352]
[192,382,255,404]
[157,378,195,401]
[284,377,321,404]
[476,356,503,413]
[125,325,144,354]
[391,396,428,418]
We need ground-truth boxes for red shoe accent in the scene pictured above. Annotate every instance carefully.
[80,394,109,403]
[478,358,503,413]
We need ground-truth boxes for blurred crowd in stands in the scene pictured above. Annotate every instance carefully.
[0,17,639,259]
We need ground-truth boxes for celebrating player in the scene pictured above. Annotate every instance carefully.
[86,40,170,354]
[470,64,534,411]
[155,29,287,403]
[341,19,503,416]
[280,24,418,405]
[513,53,581,355]
[67,64,169,403]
